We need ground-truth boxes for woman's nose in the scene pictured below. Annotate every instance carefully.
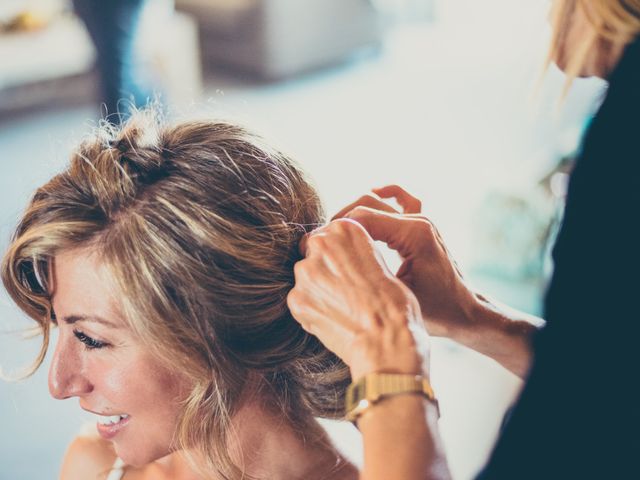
[48,337,93,400]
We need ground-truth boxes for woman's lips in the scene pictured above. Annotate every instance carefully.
[96,415,131,440]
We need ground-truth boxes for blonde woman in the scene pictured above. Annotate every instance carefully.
[289,1,640,479]
[1,114,358,480]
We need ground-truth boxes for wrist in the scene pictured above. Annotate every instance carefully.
[355,389,449,480]
[457,294,539,378]
[348,345,428,382]
[454,294,505,348]
[349,363,428,385]
[356,392,440,428]
[451,295,511,352]
[346,372,439,423]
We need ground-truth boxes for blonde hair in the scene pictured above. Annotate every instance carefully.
[547,0,640,85]
[1,111,350,479]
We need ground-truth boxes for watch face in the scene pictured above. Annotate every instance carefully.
[346,399,372,422]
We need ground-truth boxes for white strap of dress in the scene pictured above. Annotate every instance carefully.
[105,457,125,480]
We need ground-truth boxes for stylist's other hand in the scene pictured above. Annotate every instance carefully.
[287,219,429,381]
[334,185,480,344]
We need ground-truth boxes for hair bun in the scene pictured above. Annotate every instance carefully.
[109,137,130,154]
[108,114,165,175]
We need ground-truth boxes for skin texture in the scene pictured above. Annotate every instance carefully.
[289,218,429,381]
[60,434,203,480]
[52,248,357,480]
[287,218,451,480]
[333,186,541,379]
[50,248,193,468]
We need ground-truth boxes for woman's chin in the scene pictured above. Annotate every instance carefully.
[112,441,172,467]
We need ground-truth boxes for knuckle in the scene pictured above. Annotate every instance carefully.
[412,217,434,234]
[287,289,309,317]
[301,321,314,334]
[306,233,327,251]
[292,260,318,284]
[286,289,300,312]
[335,218,369,241]
[292,260,305,279]
[358,194,377,204]
[346,205,372,219]
[331,217,359,233]
[409,218,439,252]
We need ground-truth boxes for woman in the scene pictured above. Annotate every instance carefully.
[288,1,640,479]
[1,112,358,480]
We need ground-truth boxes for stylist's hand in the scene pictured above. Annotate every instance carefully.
[333,185,480,343]
[287,218,429,381]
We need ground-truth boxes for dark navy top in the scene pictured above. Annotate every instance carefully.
[478,36,640,479]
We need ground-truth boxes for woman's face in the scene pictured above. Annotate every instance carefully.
[48,248,192,466]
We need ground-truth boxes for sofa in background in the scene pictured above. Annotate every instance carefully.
[176,0,382,79]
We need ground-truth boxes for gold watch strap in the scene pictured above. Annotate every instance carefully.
[345,373,439,422]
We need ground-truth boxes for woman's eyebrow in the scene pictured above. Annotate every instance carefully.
[62,314,120,329]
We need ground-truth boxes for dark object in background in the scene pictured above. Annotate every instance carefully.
[72,0,151,123]
[477,36,640,480]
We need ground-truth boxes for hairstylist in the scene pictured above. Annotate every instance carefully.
[287,1,640,479]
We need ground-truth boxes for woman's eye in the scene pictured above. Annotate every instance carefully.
[73,329,108,350]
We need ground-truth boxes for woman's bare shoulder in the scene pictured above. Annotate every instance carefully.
[60,427,118,480]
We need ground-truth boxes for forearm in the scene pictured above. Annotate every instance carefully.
[357,395,450,480]
[455,295,544,379]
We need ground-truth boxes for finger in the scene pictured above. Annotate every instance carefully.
[301,220,371,281]
[298,232,310,257]
[344,206,417,257]
[332,194,398,220]
[299,220,376,275]
[298,226,331,257]
[372,185,422,214]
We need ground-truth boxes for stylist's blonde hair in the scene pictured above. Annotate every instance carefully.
[1,110,350,479]
[548,0,640,82]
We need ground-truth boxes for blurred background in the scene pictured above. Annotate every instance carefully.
[0,0,607,478]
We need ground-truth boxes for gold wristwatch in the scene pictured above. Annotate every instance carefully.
[345,373,439,422]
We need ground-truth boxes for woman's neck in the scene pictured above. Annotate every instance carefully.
[146,400,356,480]
[225,399,356,480]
